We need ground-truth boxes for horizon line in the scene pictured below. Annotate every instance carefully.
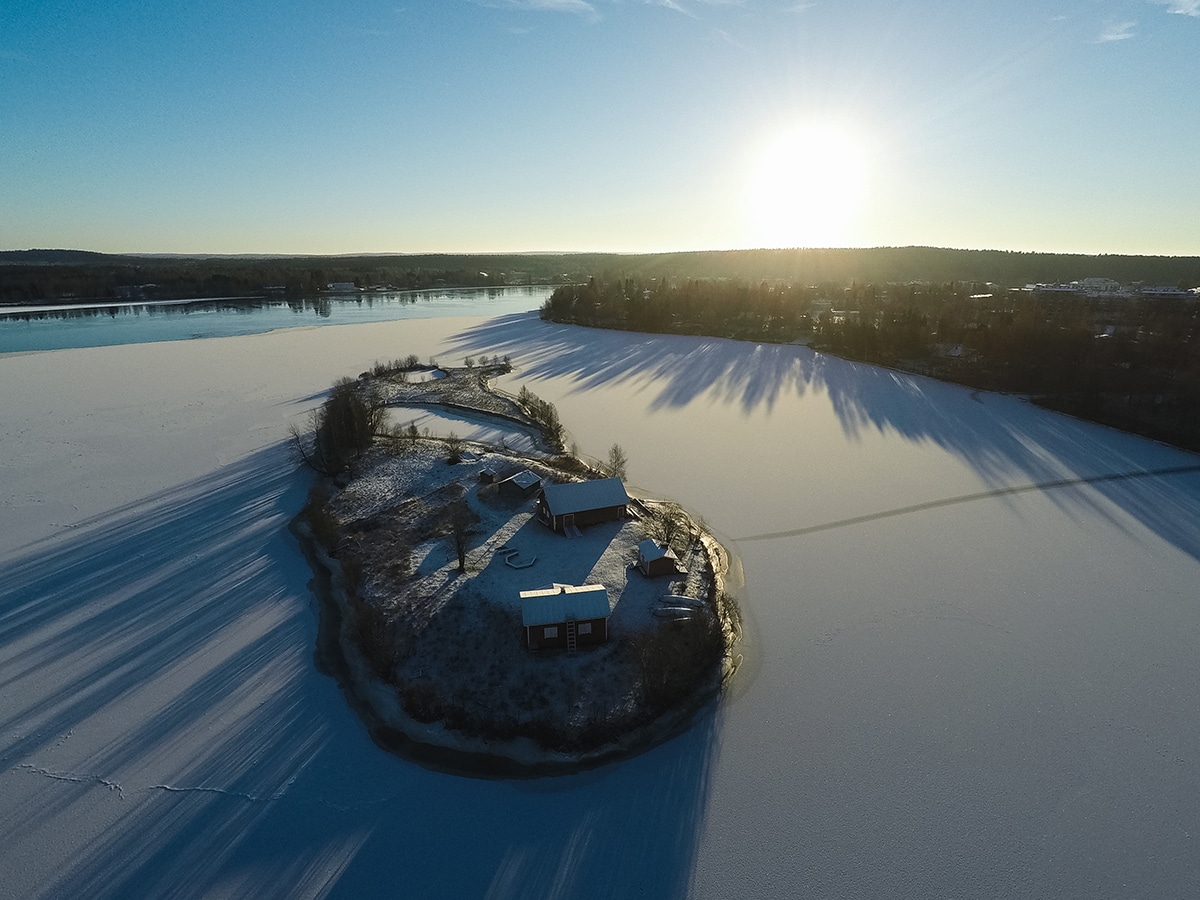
[4,245,1200,261]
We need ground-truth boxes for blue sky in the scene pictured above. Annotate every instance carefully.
[2,0,1197,255]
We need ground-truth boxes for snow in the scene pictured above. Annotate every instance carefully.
[324,442,702,634]
[3,311,1200,897]
[539,477,629,517]
[386,406,542,455]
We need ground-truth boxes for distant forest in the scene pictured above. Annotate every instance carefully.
[3,246,1199,306]
[541,274,1200,453]
[7,246,1200,449]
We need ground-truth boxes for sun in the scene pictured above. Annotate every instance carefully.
[745,123,868,249]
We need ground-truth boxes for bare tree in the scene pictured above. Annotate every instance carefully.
[291,377,387,475]
[606,443,628,480]
[443,500,480,572]
[647,501,691,552]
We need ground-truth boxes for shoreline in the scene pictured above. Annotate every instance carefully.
[539,315,1200,458]
[289,361,743,777]
[292,513,739,778]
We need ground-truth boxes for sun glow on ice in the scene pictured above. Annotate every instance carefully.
[745,124,869,249]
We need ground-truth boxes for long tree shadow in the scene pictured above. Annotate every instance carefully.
[446,312,1200,564]
[0,442,720,899]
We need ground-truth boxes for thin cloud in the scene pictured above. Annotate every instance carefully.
[474,0,754,21]
[708,26,746,47]
[1149,0,1200,15]
[474,0,750,22]
[477,0,597,14]
[1097,20,1137,41]
[644,0,694,15]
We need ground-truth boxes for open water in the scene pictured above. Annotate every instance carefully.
[0,285,553,353]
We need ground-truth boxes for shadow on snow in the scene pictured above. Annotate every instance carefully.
[0,443,717,900]
[445,312,1200,564]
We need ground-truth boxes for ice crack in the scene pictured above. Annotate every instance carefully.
[16,764,126,799]
[148,783,284,803]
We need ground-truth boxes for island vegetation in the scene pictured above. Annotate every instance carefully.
[290,359,741,773]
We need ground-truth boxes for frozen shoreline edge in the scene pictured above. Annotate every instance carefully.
[291,511,739,779]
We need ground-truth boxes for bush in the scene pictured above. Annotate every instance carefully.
[632,613,723,714]
[516,385,565,451]
[445,431,463,465]
[349,594,398,680]
[304,485,340,550]
[400,683,444,722]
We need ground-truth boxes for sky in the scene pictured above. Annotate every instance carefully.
[1,0,1198,256]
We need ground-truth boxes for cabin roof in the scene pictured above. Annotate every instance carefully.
[637,539,677,562]
[540,477,629,517]
[519,583,611,626]
[502,469,541,490]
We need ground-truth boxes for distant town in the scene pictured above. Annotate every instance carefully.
[1024,277,1198,301]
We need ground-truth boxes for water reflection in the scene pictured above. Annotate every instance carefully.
[0,286,554,353]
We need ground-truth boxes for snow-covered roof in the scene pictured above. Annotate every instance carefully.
[637,539,677,562]
[519,583,611,626]
[540,477,629,517]
[502,469,541,491]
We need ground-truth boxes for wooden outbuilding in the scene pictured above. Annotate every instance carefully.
[497,468,541,500]
[520,583,611,651]
[537,477,629,534]
[636,539,680,577]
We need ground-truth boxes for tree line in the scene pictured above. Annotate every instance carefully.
[0,258,517,304]
[542,276,1200,452]
[6,246,1199,306]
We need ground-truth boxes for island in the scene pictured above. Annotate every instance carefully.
[290,357,742,776]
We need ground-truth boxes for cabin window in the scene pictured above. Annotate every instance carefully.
[544,626,558,639]
[578,623,592,635]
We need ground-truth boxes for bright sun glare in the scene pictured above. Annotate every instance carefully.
[746,124,868,249]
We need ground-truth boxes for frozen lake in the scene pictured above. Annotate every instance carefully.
[2,311,1199,897]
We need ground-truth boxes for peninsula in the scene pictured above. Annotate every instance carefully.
[291,359,741,775]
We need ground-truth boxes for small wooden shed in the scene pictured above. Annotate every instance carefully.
[636,539,679,577]
[520,583,611,651]
[497,468,541,500]
[537,477,629,534]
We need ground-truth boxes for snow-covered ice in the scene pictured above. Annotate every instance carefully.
[3,311,1200,897]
